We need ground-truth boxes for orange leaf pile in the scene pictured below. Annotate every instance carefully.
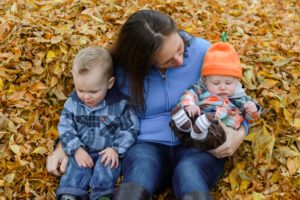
[0,0,299,199]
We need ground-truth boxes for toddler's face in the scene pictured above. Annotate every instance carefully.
[204,75,239,98]
[73,67,114,108]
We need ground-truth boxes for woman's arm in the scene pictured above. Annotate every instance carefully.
[209,120,246,158]
[46,142,68,176]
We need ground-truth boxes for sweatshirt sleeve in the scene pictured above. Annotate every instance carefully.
[58,98,84,155]
[236,95,261,135]
[180,82,203,107]
[111,101,139,156]
[240,96,262,123]
[244,102,261,123]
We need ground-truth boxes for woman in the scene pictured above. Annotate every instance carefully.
[47,10,247,200]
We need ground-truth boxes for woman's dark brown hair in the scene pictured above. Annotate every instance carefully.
[111,9,177,111]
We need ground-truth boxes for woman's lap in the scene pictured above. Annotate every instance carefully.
[121,142,225,198]
[121,142,171,193]
[172,146,225,198]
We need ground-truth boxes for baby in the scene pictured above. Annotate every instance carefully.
[171,42,261,151]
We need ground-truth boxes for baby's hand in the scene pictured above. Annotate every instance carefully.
[75,147,94,168]
[99,147,119,169]
[244,102,257,113]
[184,105,201,117]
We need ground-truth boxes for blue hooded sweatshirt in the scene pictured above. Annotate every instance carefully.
[115,32,248,146]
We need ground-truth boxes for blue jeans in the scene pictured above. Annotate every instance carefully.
[121,142,225,198]
[56,153,120,200]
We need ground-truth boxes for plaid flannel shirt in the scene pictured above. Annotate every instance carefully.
[180,80,261,129]
[58,92,139,156]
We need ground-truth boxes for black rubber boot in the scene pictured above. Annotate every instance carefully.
[113,182,151,200]
[181,191,213,200]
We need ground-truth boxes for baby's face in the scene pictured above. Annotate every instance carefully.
[73,67,114,108]
[204,75,239,98]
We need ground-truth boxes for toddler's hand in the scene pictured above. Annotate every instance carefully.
[184,105,201,117]
[75,147,94,168]
[244,102,257,113]
[99,147,119,169]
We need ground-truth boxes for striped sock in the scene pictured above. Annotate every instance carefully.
[191,114,212,140]
[171,108,191,132]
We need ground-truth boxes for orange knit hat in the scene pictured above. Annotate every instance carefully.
[201,42,242,78]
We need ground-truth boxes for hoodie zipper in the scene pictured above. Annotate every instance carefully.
[157,69,176,143]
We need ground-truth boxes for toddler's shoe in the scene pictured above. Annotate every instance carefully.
[97,193,112,200]
[191,113,214,140]
[171,106,192,132]
[61,194,76,200]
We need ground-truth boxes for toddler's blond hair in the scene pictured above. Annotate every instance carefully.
[72,47,113,77]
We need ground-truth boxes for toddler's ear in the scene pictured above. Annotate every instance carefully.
[108,76,115,89]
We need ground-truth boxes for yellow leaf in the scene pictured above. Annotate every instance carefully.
[46,50,56,62]
[10,144,21,155]
[293,118,300,130]
[0,114,8,129]
[32,65,44,74]
[0,179,4,186]
[283,108,293,125]
[31,82,48,91]
[0,77,3,90]
[277,146,300,157]
[47,126,59,138]
[53,62,62,75]
[11,2,17,13]
[7,84,16,94]
[25,181,30,193]
[59,44,67,54]
[236,161,246,170]
[229,169,239,189]
[185,27,193,33]
[32,146,48,155]
[274,57,294,67]
[258,78,278,89]
[10,116,26,124]
[252,192,265,200]
[51,36,63,44]
[253,124,275,164]
[4,173,15,183]
[79,36,88,45]
[270,172,281,184]
[7,120,17,133]
[50,76,58,87]
[52,86,67,100]
[269,100,281,113]
[293,176,300,187]
[47,50,56,59]
[240,180,251,191]
[245,131,256,142]
[287,156,300,175]
[99,25,107,33]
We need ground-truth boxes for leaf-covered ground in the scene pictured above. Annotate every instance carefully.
[0,0,299,199]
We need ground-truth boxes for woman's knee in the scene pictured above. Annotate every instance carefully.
[121,142,167,193]
[173,151,224,197]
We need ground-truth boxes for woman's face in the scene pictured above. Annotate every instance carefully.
[154,32,184,70]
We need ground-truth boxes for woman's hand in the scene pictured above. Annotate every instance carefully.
[209,120,246,158]
[46,142,68,176]
[99,147,119,169]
